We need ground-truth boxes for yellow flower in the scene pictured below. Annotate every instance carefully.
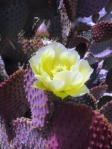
[29,42,93,99]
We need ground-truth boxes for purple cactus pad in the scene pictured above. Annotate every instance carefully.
[11,117,47,149]
[0,70,29,122]
[24,65,52,128]
[78,0,108,17]
[47,103,112,149]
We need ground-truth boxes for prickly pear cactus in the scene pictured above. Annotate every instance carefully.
[0,0,29,39]
[0,0,112,149]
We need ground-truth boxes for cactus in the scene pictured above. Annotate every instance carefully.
[29,0,58,19]
[48,0,71,44]
[92,21,112,42]
[11,117,47,149]
[77,0,108,17]
[100,100,112,124]
[0,55,8,82]
[90,40,112,58]
[0,70,29,123]
[106,68,112,91]
[10,100,112,149]
[68,36,89,58]
[0,0,29,39]
[24,65,51,128]
[90,85,108,101]
[47,103,112,149]
[0,0,112,149]
[0,117,10,149]
[63,0,78,21]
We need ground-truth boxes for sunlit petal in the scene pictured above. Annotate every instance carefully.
[66,85,89,97]
[79,59,93,83]
[53,70,82,90]
[49,80,65,92]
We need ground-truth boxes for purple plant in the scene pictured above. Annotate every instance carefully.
[0,117,10,149]
[0,70,29,123]
[92,21,112,42]
[0,0,112,148]
[77,0,108,17]
[47,103,112,149]
[24,65,52,128]
[11,117,47,149]
[100,100,112,124]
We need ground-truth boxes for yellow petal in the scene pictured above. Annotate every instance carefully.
[79,60,93,83]
[36,75,51,90]
[49,80,65,92]
[33,81,46,90]
[47,42,80,68]
[40,48,55,76]
[59,50,80,69]
[53,70,82,91]
[29,56,42,75]
[66,85,89,97]
[54,91,68,99]
[70,62,79,72]
[49,42,67,56]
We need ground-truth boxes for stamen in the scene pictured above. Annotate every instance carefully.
[52,64,67,74]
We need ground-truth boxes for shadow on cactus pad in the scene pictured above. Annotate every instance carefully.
[47,103,112,149]
[0,69,29,123]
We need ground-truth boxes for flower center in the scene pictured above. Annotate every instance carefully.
[52,64,67,75]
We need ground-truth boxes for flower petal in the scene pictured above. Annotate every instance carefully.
[54,91,68,99]
[53,70,82,90]
[49,80,65,92]
[66,85,89,97]
[70,62,79,72]
[79,60,93,83]
[40,48,55,76]
[59,50,80,69]
[29,56,42,75]
[33,81,46,90]
[35,75,51,90]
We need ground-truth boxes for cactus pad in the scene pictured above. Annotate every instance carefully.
[24,66,51,128]
[100,100,112,124]
[0,0,29,39]
[92,21,112,42]
[11,117,47,149]
[77,0,108,17]
[0,70,29,122]
[47,103,112,149]
[63,0,78,21]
